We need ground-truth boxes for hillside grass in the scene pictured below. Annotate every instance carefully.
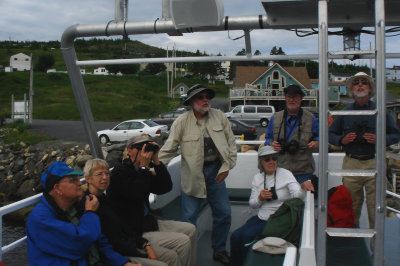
[0,71,229,121]
[0,120,53,145]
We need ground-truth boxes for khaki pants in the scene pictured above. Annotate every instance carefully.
[143,220,197,266]
[342,156,376,228]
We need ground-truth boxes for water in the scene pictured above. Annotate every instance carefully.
[2,223,28,265]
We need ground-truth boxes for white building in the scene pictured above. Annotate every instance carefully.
[386,66,400,82]
[329,73,351,82]
[10,53,31,71]
[94,67,109,75]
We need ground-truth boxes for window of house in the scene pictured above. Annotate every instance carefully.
[281,77,285,88]
[25,58,29,61]
[256,84,262,89]
[272,84,279,90]
[273,71,279,80]
[14,58,17,61]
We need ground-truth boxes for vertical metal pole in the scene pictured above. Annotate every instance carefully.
[0,215,3,261]
[23,93,27,123]
[29,53,33,125]
[374,0,386,264]
[61,46,104,159]
[11,94,14,121]
[317,1,329,266]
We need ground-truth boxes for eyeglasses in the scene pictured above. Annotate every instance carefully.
[352,79,369,86]
[262,156,278,162]
[92,171,110,178]
[195,94,212,100]
[59,176,81,184]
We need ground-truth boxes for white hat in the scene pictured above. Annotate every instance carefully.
[252,237,295,254]
[258,145,278,157]
[345,72,376,97]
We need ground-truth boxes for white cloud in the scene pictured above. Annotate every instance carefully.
[0,0,398,66]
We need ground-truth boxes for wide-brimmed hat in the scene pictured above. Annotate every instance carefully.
[346,72,376,97]
[41,161,84,192]
[258,145,278,157]
[126,134,154,149]
[183,84,215,106]
[284,84,305,97]
[252,237,295,254]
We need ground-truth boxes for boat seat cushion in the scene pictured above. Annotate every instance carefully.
[243,248,284,266]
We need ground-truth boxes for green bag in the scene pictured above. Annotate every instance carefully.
[260,198,304,246]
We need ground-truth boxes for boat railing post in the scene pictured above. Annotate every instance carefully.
[317,1,329,265]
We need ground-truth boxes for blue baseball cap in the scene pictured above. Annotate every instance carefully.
[41,161,84,191]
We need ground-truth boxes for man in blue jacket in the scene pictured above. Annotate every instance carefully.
[26,161,139,266]
[329,72,400,229]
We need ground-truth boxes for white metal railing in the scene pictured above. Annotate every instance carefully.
[0,193,42,260]
[282,247,297,266]
[230,88,316,98]
[298,191,316,266]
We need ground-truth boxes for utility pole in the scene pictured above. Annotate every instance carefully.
[369,42,373,77]
[29,53,33,125]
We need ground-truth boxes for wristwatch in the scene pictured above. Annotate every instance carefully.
[140,166,148,170]
[144,242,151,248]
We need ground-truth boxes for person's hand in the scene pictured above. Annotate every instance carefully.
[341,132,357,145]
[123,263,141,266]
[307,140,319,150]
[216,171,229,183]
[145,246,158,260]
[85,194,99,212]
[300,180,315,192]
[138,144,153,168]
[258,189,273,201]
[269,141,282,152]
[363,133,376,144]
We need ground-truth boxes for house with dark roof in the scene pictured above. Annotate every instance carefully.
[232,63,317,111]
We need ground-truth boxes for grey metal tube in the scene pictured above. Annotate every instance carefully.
[317,1,329,266]
[61,45,104,159]
[374,0,386,264]
[61,15,269,48]
[74,52,400,67]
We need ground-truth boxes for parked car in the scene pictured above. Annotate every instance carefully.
[149,109,187,129]
[97,119,168,144]
[229,119,257,140]
[225,105,275,127]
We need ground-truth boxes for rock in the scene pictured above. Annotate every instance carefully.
[75,154,93,168]
[19,141,27,147]
[17,179,36,198]
[51,151,57,156]
[41,154,48,162]
[4,205,35,223]
[14,159,25,172]
[0,166,4,171]
[106,150,124,168]
[65,156,76,166]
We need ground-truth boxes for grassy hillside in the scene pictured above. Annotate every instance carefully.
[0,71,229,121]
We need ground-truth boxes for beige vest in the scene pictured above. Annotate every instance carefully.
[272,109,315,175]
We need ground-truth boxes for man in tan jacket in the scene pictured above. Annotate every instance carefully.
[159,84,237,265]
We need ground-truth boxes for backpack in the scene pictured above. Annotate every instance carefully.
[260,198,304,246]
[327,185,355,228]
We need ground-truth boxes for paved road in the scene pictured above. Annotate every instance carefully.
[30,119,117,142]
[29,119,267,142]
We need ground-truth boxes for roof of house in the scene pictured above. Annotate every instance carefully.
[236,64,312,89]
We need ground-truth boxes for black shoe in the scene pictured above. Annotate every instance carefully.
[213,250,230,265]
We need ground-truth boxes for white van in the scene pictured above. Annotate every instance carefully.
[225,105,275,127]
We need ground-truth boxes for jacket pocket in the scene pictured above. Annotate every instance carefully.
[182,134,201,156]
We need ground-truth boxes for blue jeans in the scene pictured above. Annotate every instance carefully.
[230,215,267,266]
[295,173,312,184]
[181,162,231,252]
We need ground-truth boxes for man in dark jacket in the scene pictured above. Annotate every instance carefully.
[26,161,136,266]
[329,72,400,228]
[106,135,195,266]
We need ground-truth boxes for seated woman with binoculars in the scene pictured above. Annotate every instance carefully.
[229,145,304,266]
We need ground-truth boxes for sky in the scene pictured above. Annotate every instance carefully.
[0,0,399,67]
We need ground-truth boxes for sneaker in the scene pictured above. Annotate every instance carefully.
[213,250,230,265]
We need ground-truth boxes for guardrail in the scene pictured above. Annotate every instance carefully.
[298,191,316,266]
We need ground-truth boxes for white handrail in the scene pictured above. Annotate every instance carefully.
[298,191,316,266]
[282,247,297,266]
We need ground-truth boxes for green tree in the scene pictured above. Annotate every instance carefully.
[107,64,139,74]
[144,63,166,74]
[35,54,55,72]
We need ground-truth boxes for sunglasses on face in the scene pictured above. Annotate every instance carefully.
[352,79,369,86]
[195,94,212,100]
[262,156,278,162]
